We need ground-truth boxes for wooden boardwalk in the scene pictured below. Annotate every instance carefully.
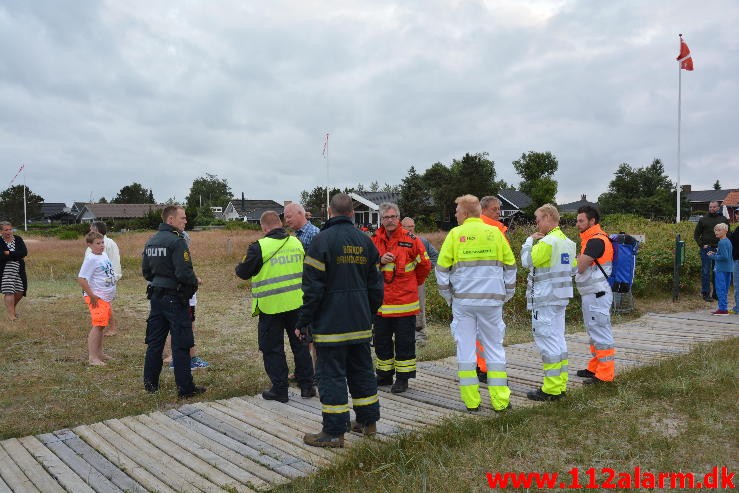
[1,311,736,492]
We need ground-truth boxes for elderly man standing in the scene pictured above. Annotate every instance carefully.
[298,193,383,447]
[694,201,730,301]
[284,202,320,251]
[436,195,516,412]
[236,211,315,402]
[373,203,431,393]
[521,204,576,401]
[400,216,438,347]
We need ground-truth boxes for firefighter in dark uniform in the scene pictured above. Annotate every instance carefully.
[235,210,315,402]
[142,205,205,398]
[298,193,384,448]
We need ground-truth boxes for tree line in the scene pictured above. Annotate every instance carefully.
[0,155,704,226]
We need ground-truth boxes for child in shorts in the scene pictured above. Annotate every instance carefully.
[77,231,117,365]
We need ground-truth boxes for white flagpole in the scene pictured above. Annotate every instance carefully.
[676,59,682,224]
[324,133,330,219]
[23,169,28,231]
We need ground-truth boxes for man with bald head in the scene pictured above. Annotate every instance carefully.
[284,202,321,251]
[236,210,315,403]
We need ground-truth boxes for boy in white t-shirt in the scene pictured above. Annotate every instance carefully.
[77,232,117,365]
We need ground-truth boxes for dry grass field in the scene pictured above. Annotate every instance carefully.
[0,225,712,440]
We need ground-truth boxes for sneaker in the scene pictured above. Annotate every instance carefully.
[262,388,289,403]
[350,420,377,436]
[178,386,206,399]
[576,369,595,378]
[711,310,729,315]
[390,379,408,394]
[190,356,210,369]
[303,431,344,448]
[377,375,393,386]
[301,386,317,399]
[526,388,563,401]
[729,308,737,314]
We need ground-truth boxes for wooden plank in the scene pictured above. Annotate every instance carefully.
[0,474,11,493]
[142,413,276,489]
[0,442,38,493]
[1,438,64,493]
[205,401,339,461]
[52,431,145,493]
[74,425,178,493]
[120,416,253,493]
[227,397,362,445]
[163,410,301,481]
[37,433,124,493]
[182,404,323,473]
[104,418,228,493]
[18,436,96,493]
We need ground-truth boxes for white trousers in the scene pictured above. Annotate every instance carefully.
[531,304,567,360]
[581,291,614,347]
[451,303,506,369]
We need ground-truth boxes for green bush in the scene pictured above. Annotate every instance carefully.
[56,229,81,240]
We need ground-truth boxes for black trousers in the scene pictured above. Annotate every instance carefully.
[374,314,417,380]
[144,294,195,395]
[316,342,380,436]
[258,309,314,394]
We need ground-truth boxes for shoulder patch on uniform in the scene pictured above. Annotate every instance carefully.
[398,241,413,248]
[407,232,417,239]
[184,251,191,263]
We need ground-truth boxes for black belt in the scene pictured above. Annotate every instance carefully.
[152,286,179,296]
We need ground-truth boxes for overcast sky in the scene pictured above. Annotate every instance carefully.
[1,1,737,206]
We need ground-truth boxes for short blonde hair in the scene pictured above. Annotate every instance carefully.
[714,223,728,233]
[535,203,560,223]
[85,231,103,244]
[455,194,481,217]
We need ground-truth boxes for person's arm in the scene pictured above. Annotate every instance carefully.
[709,239,731,261]
[577,237,606,274]
[296,237,327,328]
[107,238,122,280]
[435,233,455,305]
[423,238,439,266]
[235,242,263,280]
[77,277,99,307]
[171,238,198,287]
[366,242,383,314]
[693,220,704,247]
[500,235,517,301]
[6,236,28,260]
[413,237,432,286]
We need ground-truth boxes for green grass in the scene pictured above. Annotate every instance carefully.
[278,338,739,492]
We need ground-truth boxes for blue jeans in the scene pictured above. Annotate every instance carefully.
[714,271,731,311]
[699,247,716,297]
[733,260,739,312]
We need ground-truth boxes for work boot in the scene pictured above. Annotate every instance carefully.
[262,388,289,403]
[178,386,207,399]
[582,376,610,385]
[576,369,595,378]
[377,375,393,386]
[301,386,317,398]
[303,431,344,448]
[526,388,563,401]
[390,379,408,393]
[493,403,512,414]
[351,420,377,436]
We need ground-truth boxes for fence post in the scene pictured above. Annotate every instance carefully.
[672,233,684,301]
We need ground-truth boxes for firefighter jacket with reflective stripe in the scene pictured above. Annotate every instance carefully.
[297,216,384,346]
[372,225,432,317]
[575,224,613,295]
[436,217,516,306]
[521,227,577,310]
[249,236,304,315]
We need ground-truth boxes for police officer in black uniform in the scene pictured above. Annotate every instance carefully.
[142,205,206,398]
[298,193,384,448]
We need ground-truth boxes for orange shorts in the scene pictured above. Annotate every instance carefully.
[84,297,112,328]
